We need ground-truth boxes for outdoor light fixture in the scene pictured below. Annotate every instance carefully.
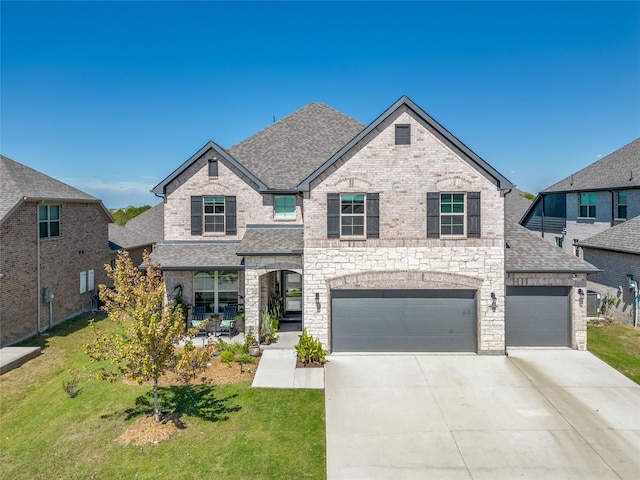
[490,292,497,310]
[578,289,584,296]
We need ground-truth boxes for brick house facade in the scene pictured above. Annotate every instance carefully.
[0,156,112,346]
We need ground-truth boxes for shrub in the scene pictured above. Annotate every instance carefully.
[235,353,256,364]
[62,378,80,398]
[295,328,327,366]
[219,350,235,367]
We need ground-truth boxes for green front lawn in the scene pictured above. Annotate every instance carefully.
[0,314,326,480]
[588,320,640,384]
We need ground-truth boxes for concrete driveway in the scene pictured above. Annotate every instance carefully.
[325,350,640,480]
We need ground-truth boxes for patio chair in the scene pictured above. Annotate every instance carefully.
[217,305,237,337]
[191,306,207,335]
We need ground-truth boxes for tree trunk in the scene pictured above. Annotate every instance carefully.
[153,378,160,422]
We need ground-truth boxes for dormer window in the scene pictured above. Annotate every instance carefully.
[395,124,411,145]
[274,195,296,219]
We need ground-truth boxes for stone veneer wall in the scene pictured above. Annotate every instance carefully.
[507,272,588,350]
[243,255,302,336]
[302,107,507,353]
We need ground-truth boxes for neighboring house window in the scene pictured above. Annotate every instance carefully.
[427,191,480,238]
[327,192,379,239]
[617,191,627,219]
[191,195,237,236]
[395,124,410,145]
[555,237,564,248]
[440,193,465,236]
[340,193,366,237]
[579,192,596,218]
[274,195,296,219]
[39,205,60,238]
[204,196,225,233]
[194,271,238,315]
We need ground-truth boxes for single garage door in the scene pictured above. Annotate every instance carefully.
[506,286,570,347]
[331,289,477,352]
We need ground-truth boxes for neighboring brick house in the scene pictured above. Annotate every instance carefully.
[577,216,640,326]
[0,155,112,346]
[151,96,593,353]
[521,138,640,257]
[109,202,164,267]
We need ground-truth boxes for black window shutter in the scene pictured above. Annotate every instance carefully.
[426,192,440,238]
[191,196,202,235]
[225,196,237,235]
[208,159,218,176]
[327,193,340,238]
[395,124,411,145]
[366,193,379,238]
[467,192,481,238]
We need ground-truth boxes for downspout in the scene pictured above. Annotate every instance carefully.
[503,188,512,356]
[610,190,615,227]
[540,195,545,238]
[37,200,43,333]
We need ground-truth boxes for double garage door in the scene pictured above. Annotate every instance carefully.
[505,286,570,347]
[331,289,477,352]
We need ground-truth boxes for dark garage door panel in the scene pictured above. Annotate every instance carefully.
[506,286,570,347]
[331,290,477,352]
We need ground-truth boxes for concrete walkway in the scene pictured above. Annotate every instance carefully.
[325,349,640,480]
[252,330,324,389]
[0,347,41,375]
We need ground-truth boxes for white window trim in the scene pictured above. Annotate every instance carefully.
[274,195,296,220]
[440,192,466,237]
[203,196,225,235]
[340,193,366,239]
[193,271,239,315]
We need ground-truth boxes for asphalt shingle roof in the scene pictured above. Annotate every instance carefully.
[542,138,640,193]
[577,216,640,255]
[227,103,365,190]
[505,222,599,273]
[236,225,304,255]
[505,188,534,224]
[149,242,243,270]
[0,155,101,223]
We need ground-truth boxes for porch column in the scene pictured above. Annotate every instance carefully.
[244,268,260,337]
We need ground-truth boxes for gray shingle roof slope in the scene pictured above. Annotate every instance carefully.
[505,222,599,272]
[577,216,640,255]
[109,203,164,250]
[236,225,303,255]
[542,138,640,193]
[0,154,101,223]
[505,188,534,224]
[227,103,365,190]
[149,242,243,270]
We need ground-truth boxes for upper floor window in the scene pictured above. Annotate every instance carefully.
[340,193,365,237]
[617,191,627,219]
[274,195,296,219]
[427,191,480,239]
[204,196,225,233]
[191,195,236,236]
[395,124,411,145]
[440,193,465,236]
[579,192,596,218]
[327,192,379,239]
[39,205,60,238]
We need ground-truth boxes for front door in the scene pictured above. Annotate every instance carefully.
[283,271,302,317]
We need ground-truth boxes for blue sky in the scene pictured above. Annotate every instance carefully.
[2,1,639,209]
